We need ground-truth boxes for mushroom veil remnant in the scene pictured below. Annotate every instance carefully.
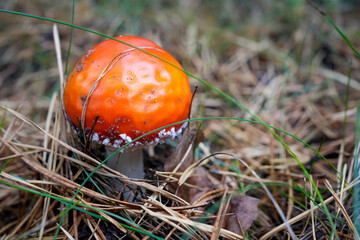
[63,36,192,189]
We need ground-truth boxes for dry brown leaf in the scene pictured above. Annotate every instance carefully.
[164,126,197,173]
[163,127,214,203]
[179,167,214,203]
[223,195,260,235]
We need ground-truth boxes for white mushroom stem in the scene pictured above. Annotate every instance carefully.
[102,146,144,201]
[105,147,144,180]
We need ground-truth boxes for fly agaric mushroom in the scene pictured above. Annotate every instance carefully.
[63,36,192,184]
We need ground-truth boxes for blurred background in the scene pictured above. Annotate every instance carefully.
[0,0,360,238]
[1,1,359,102]
[1,0,359,154]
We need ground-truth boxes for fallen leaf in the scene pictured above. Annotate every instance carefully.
[164,126,196,173]
[177,167,213,203]
[223,195,260,235]
[164,127,212,203]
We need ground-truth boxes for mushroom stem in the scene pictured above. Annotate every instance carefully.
[105,147,144,179]
[104,147,144,200]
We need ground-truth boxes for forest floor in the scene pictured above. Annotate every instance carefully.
[0,1,359,239]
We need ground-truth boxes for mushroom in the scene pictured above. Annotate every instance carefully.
[63,36,192,194]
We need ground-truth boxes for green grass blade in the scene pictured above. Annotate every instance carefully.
[324,16,360,60]
[64,0,76,77]
[307,0,360,59]
[0,108,6,135]
[0,158,13,173]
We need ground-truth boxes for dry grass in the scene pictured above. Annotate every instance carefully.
[0,1,359,239]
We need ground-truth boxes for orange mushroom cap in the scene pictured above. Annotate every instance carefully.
[63,36,192,149]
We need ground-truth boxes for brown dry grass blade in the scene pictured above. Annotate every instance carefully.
[324,179,359,239]
[211,188,230,240]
